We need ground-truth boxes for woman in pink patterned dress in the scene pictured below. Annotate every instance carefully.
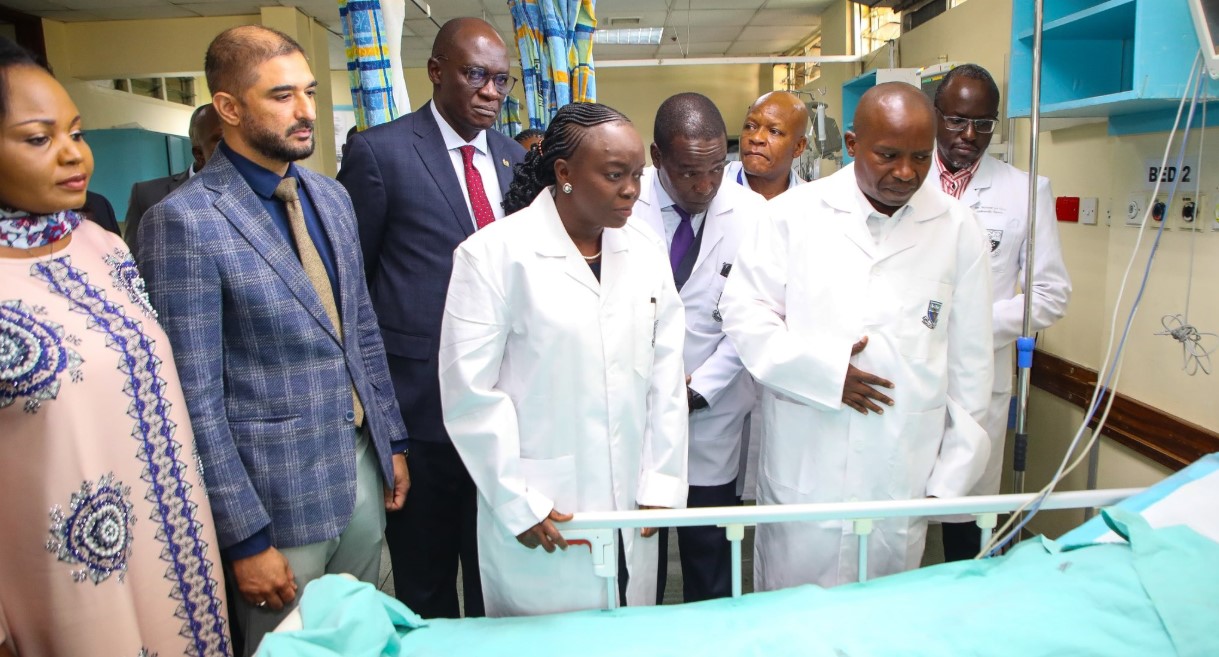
[0,38,231,657]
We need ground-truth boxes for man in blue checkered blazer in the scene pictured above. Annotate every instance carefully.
[136,26,408,655]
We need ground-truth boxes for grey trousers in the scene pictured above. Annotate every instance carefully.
[233,430,386,656]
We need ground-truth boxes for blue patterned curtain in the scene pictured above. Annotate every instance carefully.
[339,0,404,129]
[495,96,523,138]
[509,0,597,129]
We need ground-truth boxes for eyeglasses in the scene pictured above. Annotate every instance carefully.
[434,54,517,95]
[936,109,998,134]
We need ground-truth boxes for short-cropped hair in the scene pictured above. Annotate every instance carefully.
[205,25,305,97]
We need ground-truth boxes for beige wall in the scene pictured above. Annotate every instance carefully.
[596,64,770,149]
[44,11,337,174]
[332,62,772,158]
[878,0,1216,537]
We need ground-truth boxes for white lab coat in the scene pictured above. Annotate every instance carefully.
[438,189,689,617]
[632,168,765,486]
[720,164,994,589]
[933,156,1072,498]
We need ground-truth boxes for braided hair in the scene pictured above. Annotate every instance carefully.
[502,102,631,215]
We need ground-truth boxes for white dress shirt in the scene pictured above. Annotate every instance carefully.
[856,187,911,246]
[653,176,707,247]
[430,102,507,226]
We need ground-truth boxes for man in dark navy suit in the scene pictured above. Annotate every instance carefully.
[338,16,525,619]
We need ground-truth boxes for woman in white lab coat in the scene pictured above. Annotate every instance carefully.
[438,103,689,617]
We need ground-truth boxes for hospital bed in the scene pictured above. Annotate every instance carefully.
[258,454,1219,657]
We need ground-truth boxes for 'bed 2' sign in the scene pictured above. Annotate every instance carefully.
[1144,159,1194,191]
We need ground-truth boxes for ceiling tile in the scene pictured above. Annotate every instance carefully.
[86,5,199,19]
[761,0,836,9]
[724,39,789,55]
[480,0,511,16]
[56,0,164,7]
[655,41,735,57]
[664,8,756,27]
[22,9,102,20]
[0,0,69,10]
[174,2,263,17]
[737,24,817,41]
[685,0,765,9]
[599,10,669,28]
[750,8,820,26]
[595,0,674,11]
[405,17,440,37]
[669,25,743,41]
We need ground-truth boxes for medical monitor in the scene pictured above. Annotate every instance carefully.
[1188,0,1219,79]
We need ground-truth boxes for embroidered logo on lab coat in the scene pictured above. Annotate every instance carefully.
[986,229,1004,253]
[922,300,943,329]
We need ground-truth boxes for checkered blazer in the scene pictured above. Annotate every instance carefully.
[137,148,407,550]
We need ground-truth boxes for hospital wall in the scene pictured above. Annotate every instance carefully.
[332,63,771,159]
[41,10,337,175]
[875,0,1215,537]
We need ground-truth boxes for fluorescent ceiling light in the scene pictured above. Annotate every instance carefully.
[593,28,663,45]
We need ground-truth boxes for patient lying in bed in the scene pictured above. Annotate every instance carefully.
[258,455,1219,657]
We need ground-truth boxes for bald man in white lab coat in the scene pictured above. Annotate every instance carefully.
[720,83,994,589]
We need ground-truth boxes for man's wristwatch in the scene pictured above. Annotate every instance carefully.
[687,388,709,411]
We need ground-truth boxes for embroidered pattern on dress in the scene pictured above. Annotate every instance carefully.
[103,248,158,319]
[32,256,230,657]
[0,299,84,413]
[46,472,135,584]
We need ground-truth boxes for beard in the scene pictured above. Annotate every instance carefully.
[246,117,315,163]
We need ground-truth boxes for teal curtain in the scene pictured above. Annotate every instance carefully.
[509,0,597,129]
[339,0,399,129]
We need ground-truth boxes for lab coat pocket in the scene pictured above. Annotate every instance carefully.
[897,405,948,497]
[520,455,578,515]
[634,300,657,378]
[898,278,953,360]
[759,394,820,496]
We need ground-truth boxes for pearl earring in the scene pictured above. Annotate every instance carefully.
[562,182,573,194]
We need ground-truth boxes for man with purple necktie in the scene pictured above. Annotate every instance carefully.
[631,93,765,603]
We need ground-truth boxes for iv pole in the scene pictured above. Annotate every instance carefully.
[1012,0,1044,501]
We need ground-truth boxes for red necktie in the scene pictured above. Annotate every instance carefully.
[459,145,496,229]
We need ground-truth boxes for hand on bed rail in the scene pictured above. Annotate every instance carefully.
[518,508,574,552]
[640,505,670,538]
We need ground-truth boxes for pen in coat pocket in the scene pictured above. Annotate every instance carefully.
[650,297,657,347]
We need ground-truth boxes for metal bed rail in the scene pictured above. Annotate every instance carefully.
[557,488,1144,609]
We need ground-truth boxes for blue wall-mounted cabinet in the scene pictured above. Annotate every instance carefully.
[841,68,922,163]
[86,128,191,228]
[1008,0,1219,135]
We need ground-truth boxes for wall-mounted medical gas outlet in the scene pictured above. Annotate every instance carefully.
[1126,193,1173,227]
[1126,194,1145,226]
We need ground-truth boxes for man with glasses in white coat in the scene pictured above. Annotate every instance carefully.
[931,64,1071,562]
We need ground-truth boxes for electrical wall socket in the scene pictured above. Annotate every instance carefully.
[1176,195,1205,231]
[1079,197,1099,225]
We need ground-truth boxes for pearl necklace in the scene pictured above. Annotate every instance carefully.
[582,250,602,261]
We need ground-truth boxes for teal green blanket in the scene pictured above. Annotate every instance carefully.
[258,507,1219,657]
